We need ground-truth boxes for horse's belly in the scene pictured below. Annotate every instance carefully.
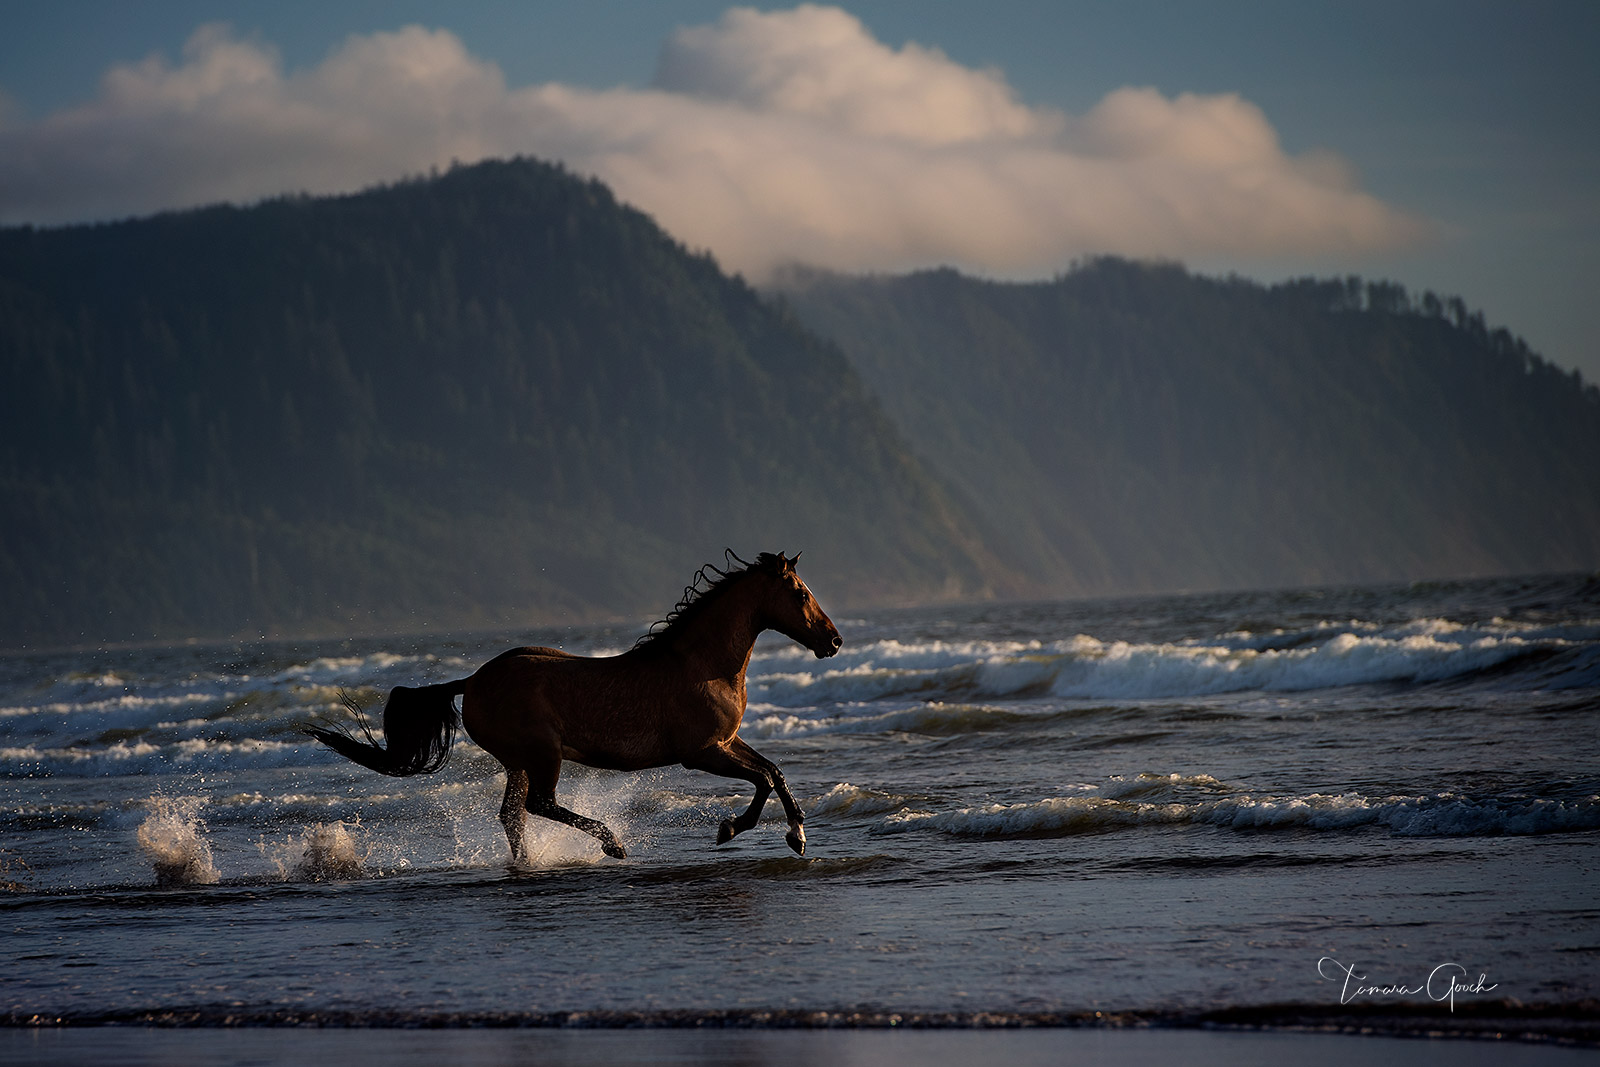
[559,744,665,773]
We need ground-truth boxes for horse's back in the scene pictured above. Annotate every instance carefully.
[464,646,584,717]
[463,644,677,771]
[462,647,577,759]
[483,644,576,667]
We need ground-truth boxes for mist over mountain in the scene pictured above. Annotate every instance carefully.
[775,261,1600,596]
[0,159,999,647]
[1,157,1595,648]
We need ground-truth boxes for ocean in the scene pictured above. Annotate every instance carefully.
[3,571,1598,1051]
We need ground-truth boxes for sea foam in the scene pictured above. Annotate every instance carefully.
[744,620,1583,707]
[3,737,304,777]
[877,789,1600,839]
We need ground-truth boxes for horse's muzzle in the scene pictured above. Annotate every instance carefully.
[814,634,843,659]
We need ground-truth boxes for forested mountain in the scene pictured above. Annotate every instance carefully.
[0,159,1001,646]
[2,158,1596,648]
[776,261,1600,596]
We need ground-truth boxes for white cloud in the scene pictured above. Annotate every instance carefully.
[0,5,1428,277]
[653,4,1049,146]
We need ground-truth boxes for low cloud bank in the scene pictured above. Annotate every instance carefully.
[0,5,1427,277]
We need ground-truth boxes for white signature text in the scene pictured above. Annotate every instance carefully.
[1316,957,1498,1012]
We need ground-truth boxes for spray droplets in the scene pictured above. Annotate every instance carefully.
[136,796,220,887]
[260,820,370,881]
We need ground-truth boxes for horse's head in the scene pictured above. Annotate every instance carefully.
[754,552,842,659]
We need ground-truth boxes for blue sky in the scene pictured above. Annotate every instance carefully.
[3,1,1596,381]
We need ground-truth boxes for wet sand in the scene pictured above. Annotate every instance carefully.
[2,1027,1595,1067]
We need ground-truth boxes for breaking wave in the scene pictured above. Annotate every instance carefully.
[879,786,1600,839]
[3,737,306,776]
[744,701,1056,739]
[747,618,1599,706]
[808,782,923,817]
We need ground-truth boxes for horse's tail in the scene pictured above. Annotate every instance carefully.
[303,680,466,777]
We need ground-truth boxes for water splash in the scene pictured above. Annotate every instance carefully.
[260,820,370,881]
[136,796,220,886]
[517,772,650,868]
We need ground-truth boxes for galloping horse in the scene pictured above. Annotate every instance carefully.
[305,551,841,861]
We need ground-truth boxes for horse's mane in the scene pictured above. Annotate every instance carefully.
[634,550,790,650]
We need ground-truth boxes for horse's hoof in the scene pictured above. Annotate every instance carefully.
[785,827,806,856]
[717,819,737,845]
[603,840,627,860]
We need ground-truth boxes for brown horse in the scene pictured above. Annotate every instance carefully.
[305,551,841,861]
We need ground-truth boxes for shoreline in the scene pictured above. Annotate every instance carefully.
[6,1001,1597,1048]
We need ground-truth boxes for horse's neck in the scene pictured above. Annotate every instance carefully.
[672,579,765,682]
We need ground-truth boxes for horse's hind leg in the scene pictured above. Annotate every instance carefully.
[500,766,530,865]
[527,795,627,860]
[524,746,627,859]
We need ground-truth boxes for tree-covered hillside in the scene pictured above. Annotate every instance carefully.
[0,159,1002,646]
[777,260,1600,595]
[3,159,1595,648]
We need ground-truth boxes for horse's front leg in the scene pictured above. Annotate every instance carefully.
[721,782,772,845]
[684,736,806,855]
[734,736,807,855]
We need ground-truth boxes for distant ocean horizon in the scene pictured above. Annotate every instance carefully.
[3,572,1597,1046]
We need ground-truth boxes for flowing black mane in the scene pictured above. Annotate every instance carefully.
[634,550,791,650]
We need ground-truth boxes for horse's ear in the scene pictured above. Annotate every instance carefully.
[789,551,802,569]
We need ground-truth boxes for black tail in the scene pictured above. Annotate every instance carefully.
[303,681,465,777]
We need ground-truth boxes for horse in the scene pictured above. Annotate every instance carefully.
[304,551,841,861]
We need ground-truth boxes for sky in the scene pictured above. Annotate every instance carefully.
[3,1,1597,382]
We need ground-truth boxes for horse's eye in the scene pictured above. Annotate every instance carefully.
[794,588,808,604]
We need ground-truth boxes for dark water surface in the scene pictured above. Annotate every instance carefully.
[3,574,1597,1029]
